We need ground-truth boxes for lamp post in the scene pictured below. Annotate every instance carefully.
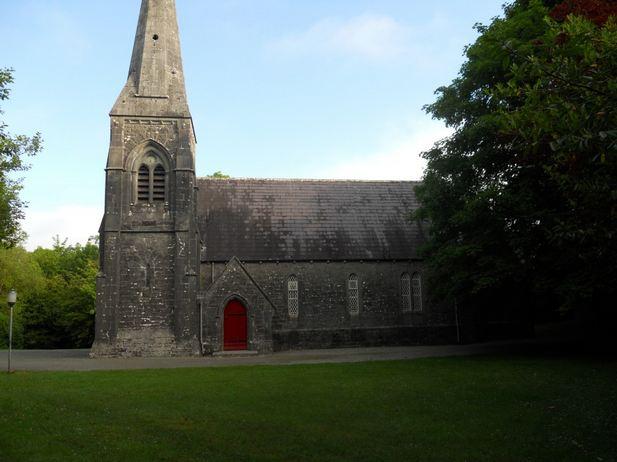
[7,290,16,373]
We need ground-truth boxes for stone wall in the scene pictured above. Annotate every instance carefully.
[200,258,275,354]
[200,260,457,352]
[118,234,175,330]
[91,117,200,357]
[92,231,200,357]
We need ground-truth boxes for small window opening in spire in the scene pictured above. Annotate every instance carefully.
[153,34,159,41]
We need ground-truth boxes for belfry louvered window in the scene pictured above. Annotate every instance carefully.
[152,165,166,202]
[348,274,359,316]
[136,162,166,204]
[137,165,150,202]
[287,275,299,319]
[401,273,412,313]
[412,273,423,312]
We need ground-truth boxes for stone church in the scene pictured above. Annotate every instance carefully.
[91,0,457,357]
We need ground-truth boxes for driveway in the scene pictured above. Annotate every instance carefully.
[0,339,549,372]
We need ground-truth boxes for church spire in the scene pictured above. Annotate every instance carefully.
[111,0,191,118]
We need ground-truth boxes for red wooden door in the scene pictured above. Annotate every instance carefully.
[224,300,248,351]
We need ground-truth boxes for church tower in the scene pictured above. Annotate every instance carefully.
[92,0,200,356]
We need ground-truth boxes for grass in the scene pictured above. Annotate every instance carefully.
[0,356,616,462]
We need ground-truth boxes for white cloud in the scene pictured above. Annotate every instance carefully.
[319,120,451,181]
[22,205,102,250]
[270,14,411,60]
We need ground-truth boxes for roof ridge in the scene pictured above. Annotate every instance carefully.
[197,177,421,183]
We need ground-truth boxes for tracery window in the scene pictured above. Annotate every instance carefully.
[135,152,167,204]
[412,273,423,312]
[348,274,359,316]
[287,275,299,319]
[401,273,412,313]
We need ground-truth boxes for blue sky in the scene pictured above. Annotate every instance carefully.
[0,0,505,249]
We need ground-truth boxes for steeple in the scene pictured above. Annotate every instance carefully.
[93,0,200,358]
[111,0,191,118]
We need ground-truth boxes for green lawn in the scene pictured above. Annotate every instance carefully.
[0,356,615,462]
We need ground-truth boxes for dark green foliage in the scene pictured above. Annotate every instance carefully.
[0,69,42,248]
[19,238,98,349]
[495,13,617,311]
[416,0,617,317]
[0,358,615,461]
[0,312,23,349]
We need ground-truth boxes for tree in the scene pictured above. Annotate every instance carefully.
[550,0,617,25]
[0,69,42,248]
[415,0,616,321]
[20,239,98,349]
[0,247,45,349]
[495,8,617,313]
[207,171,231,179]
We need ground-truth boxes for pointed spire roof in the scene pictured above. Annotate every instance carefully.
[112,0,191,118]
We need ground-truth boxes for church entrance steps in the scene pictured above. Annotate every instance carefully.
[212,350,259,358]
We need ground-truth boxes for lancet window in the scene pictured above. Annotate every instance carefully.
[412,273,423,312]
[135,151,168,204]
[401,273,412,313]
[287,275,299,319]
[348,274,359,316]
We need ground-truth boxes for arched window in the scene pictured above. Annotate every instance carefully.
[152,165,166,202]
[287,275,299,319]
[135,152,167,204]
[412,273,422,312]
[348,274,359,316]
[137,165,150,202]
[401,273,412,313]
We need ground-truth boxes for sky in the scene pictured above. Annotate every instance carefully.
[0,0,506,250]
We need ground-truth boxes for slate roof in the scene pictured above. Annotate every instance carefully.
[196,178,425,262]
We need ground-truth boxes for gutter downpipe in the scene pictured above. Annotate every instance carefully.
[455,298,461,344]
[199,299,204,355]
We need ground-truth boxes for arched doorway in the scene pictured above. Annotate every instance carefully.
[224,300,248,351]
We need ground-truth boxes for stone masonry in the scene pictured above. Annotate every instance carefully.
[92,0,462,358]
[92,0,200,357]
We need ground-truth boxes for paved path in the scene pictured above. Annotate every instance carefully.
[0,339,547,372]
